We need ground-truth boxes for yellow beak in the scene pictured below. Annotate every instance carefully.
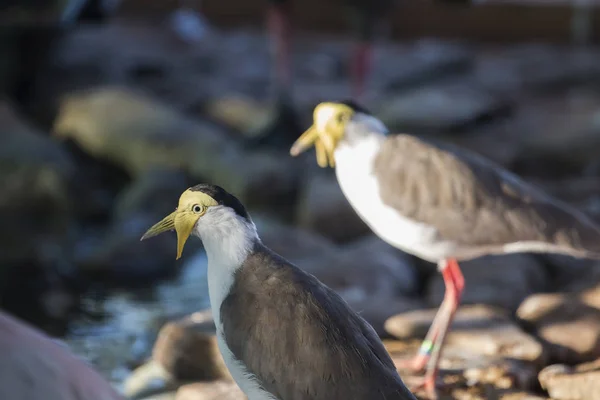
[141,211,200,260]
[289,125,334,168]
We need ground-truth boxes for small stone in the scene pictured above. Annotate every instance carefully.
[175,381,244,400]
[123,361,177,400]
[153,311,231,382]
[539,359,600,400]
[295,173,370,243]
[427,254,548,313]
[517,293,600,364]
[385,305,545,364]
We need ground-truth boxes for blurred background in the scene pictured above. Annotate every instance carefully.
[2,0,600,399]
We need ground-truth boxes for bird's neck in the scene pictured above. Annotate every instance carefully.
[197,209,259,326]
[335,129,385,171]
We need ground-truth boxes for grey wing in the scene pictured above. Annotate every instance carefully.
[375,134,600,254]
[221,261,416,400]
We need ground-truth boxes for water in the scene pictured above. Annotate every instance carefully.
[63,250,211,392]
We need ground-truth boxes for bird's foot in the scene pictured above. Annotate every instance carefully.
[396,354,429,373]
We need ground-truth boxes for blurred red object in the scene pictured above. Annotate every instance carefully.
[0,311,124,400]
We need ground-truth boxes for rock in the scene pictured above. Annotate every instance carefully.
[295,173,370,243]
[517,91,600,170]
[72,213,193,285]
[193,147,300,212]
[175,381,244,400]
[538,254,598,292]
[385,305,546,365]
[426,254,548,313]
[539,359,600,400]
[376,39,473,92]
[52,86,228,177]
[0,101,75,296]
[377,81,511,133]
[153,311,231,382]
[253,216,337,263]
[517,293,600,364]
[124,361,177,400]
[113,168,192,222]
[203,95,275,134]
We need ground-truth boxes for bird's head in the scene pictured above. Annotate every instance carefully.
[140,184,252,260]
[290,101,377,167]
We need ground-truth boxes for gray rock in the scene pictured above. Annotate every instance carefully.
[0,101,75,292]
[113,168,191,222]
[377,81,510,133]
[295,173,370,243]
[427,254,548,313]
[539,360,600,400]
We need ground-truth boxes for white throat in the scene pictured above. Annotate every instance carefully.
[194,206,258,327]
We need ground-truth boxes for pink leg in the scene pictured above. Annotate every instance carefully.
[267,2,292,93]
[350,41,372,102]
[401,259,465,399]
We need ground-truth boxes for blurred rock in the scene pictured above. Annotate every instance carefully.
[153,310,231,382]
[427,254,548,312]
[193,148,300,212]
[0,101,75,293]
[377,81,511,133]
[386,305,546,364]
[539,253,598,291]
[52,86,228,176]
[253,216,337,262]
[72,213,185,285]
[203,95,274,134]
[517,91,600,170]
[175,381,244,400]
[296,173,370,243]
[113,168,191,222]
[517,293,600,364]
[376,39,473,92]
[539,360,600,400]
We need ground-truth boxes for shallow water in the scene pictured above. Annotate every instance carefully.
[63,251,211,392]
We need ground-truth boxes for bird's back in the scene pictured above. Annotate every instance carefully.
[373,134,600,259]
[219,243,416,400]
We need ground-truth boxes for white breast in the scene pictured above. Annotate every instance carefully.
[334,137,458,263]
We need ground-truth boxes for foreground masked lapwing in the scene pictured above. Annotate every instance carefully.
[290,101,600,399]
[141,184,417,400]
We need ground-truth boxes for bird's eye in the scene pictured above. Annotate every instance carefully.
[192,205,203,213]
[336,113,347,124]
